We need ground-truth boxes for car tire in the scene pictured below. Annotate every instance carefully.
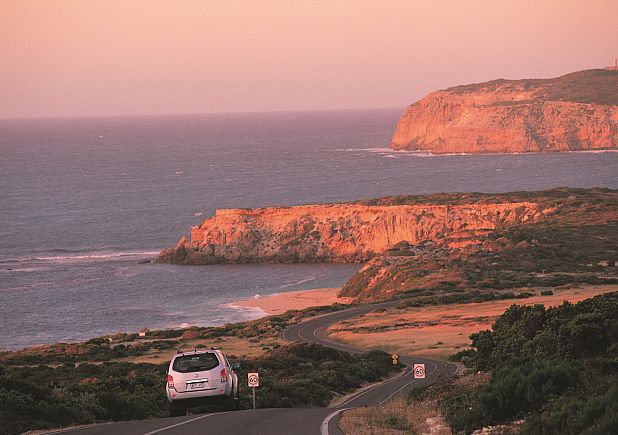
[168,401,187,417]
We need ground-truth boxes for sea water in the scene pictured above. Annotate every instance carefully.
[1,109,617,350]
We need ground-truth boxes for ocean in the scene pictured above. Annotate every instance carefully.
[1,109,617,350]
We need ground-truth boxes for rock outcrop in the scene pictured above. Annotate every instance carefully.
[391,69,618,154]
[339,188,618,300]
[158,201,547,265]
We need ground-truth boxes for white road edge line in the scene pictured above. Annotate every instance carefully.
[143,413,214,435]
[337,366,411,408]
[321,408,350,435]
[377,361,438,406]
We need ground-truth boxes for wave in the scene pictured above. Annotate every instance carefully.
[335,147,392,153]
[334,147,435,157]
[568,149,618,154]
[1,249,159,265]
[225,302,267,319]
[335,147,618,157]
[277,276,316,289]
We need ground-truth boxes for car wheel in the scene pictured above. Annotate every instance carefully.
[168,401,187,417]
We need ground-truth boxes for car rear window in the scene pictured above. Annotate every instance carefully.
[172,353,220,373]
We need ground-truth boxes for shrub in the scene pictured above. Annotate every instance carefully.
[448,292,618,432]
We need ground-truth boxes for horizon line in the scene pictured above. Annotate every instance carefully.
[0,105,404,122]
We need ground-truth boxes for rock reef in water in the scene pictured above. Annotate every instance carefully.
[390,69,618,154]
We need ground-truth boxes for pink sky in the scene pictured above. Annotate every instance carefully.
[1,0,617,118]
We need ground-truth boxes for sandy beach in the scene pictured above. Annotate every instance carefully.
[232,287,352,315]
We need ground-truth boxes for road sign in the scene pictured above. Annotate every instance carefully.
[248,372,259,387]
[248,372,259,410]
[414,364,425,379]
[391,353,399,365]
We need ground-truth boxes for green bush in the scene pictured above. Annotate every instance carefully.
[477,360,577,422]
[235,344,397,409]
[446,292,618,432]
[0,343,398,434]
[440,390,488,433]
[521,385,618,435]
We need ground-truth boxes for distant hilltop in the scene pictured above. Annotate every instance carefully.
[390,68,618,154]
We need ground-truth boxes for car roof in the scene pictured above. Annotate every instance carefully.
[172,349,223,358]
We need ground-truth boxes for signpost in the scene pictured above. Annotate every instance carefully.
[248,372,259,409]
[391,353,399,365]
[414,363,425,379]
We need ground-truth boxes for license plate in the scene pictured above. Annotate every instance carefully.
[190,383,205,389]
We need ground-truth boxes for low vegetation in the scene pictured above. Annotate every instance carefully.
[0,342,397,434]
[355,186,616,207]
[343,292,617,434]
[342,188,617,301]
[445,69,618,106]
[2,187,616,433]
[0,303,350,366]
[339,396,417,434]
[235,343,396,409]
[445,291,618,433]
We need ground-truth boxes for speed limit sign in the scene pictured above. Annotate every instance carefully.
[248,372,260,409]
[248,372,260,387]
[413,364,425,379]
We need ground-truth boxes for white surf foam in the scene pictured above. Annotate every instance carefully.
[8,250,159,264]
[278,276,316,289]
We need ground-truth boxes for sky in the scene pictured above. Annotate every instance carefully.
[1,0,617,118]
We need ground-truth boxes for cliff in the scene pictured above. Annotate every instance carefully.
[390,69,618,154]
[340,188,618,300]
[158,199,550,265]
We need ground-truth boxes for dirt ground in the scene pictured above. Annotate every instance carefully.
[325,285,618,358]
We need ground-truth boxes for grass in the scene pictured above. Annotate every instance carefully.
[0,342,398,435]
[339,396,426,434]
[325,285,617,360]
[445,69,618,106]
[446,292,618,433]
[342,188,618,302]
[0,303,352,366]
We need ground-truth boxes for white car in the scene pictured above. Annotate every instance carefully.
[166,349,240,416]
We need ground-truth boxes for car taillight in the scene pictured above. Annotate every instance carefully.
[167,375,174,388]
[220,368,227,383]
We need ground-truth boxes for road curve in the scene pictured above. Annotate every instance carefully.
[283,301,459,434]
[56,300,458,435]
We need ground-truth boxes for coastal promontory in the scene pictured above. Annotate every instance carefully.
[159,188,617,301]
[390,69,618,154]
[158,191,568,266]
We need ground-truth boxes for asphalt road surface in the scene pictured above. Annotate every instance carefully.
[55,300,458,435]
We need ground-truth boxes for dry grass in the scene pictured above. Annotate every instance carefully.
[326,285,617,358]
[116,335,285,364]
[339,373,489,435]
[339,396,451,435]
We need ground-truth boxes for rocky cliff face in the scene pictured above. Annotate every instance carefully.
[391,69,618,154]
[158,201,548,265]
[340,188,618,300]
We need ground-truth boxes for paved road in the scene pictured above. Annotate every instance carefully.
[56,300,458,435]
[283,301,459,434]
